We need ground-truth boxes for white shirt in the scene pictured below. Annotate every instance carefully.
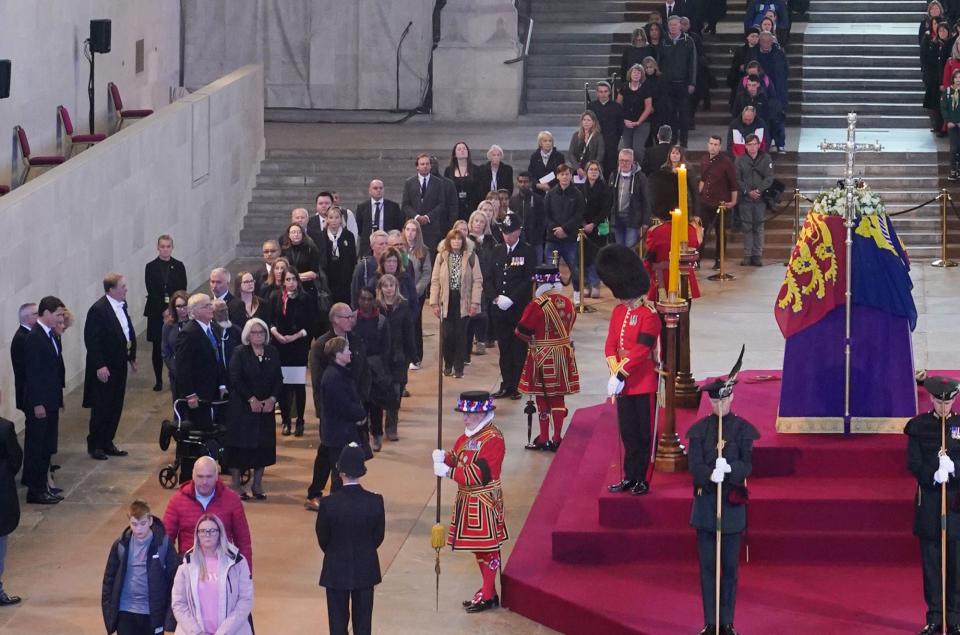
[107,295,131,343]
[370,199,383,228]
[39,322,59,355]
[318,210,359,240]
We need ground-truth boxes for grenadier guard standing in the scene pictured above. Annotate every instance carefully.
[515,263,580,451]
[596,244,662,496]
[687,349,759,635]
[432,391,508,613]
[905,376,960,635]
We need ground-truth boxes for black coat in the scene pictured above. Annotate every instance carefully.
[381,301,416,383]
[527,148,566,191]
[490,240,537,309]
[318,228,358,307]
[24,324,65,410]
[0,418,22,537]
[320,364,367,448]
[475,161,515,197]
[311,331,371,422]
[226,344,283,449]
[401,173,452,250]
[906,412,960,539]
[649,166,696,221]
[316,484,385,590]
[269,291,315,367]
[82,296,135,408]
[509,190,546,249]
[579,179,614,258]
[356,199,404,256]
[543,183,586,243]
[444,164,483,222]
[143,257,187,340]
[642,141,673,176]
[101,517,178,633]
[174,320,226,401]
[10,325,30,412]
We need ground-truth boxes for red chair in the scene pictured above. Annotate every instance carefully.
[107,82,153,131]
[57,105,106,156]
[14,126,66,185]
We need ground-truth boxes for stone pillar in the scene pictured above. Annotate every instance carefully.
[432,0,523,121]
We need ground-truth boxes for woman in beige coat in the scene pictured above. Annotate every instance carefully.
[430,229,483,378]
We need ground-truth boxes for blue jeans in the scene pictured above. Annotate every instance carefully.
[613,219,639,249]
[546,239,580,291]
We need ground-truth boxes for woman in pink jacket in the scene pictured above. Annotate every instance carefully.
[171,513,254,635]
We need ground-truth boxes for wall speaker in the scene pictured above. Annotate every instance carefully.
[89,19,112,54]
[0,60,10,99]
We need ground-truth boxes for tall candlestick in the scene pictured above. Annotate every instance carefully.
[677,164,689,229]
[668,209,681,297]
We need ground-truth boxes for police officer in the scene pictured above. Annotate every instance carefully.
[490,213,536,400]
[686,349,759,635]
[905,376,960,635]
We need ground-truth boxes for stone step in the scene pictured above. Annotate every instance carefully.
[799,89,924,104]
[802,66,918,80]
[801,102,926,116]
[801,42,919,54]
[803,114,930,129]
[527,76,803,91]
[808,0,925,9]
[800,32,923,45]
[800,78,922,91]
[802,54,919,67]
[796,163,939,177]
[808,11,921,22]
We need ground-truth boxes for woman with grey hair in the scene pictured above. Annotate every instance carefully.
[527,130,566,194]
[477,144,514,198]
[617,63,654,162]
[224,317,282,499]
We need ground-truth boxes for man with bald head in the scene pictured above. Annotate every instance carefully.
[356,179,403,257]
[208,267,245,326]
[162,455,253,568]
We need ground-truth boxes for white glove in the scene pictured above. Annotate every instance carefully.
[607,375,625,396]
[710,468,726,484]
[432,449,446,463]
[940,454,956,475]
[494,295,514,311]
[715,457,732,473]
[433,462,450,478]
[935,467,952,485]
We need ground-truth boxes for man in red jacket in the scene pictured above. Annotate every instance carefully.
[162,456,253,571]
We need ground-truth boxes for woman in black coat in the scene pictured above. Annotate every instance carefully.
[578,160,614,298]
[649,145,697,220]
[224,318,283,499]
[269,266,315,438]
[444,142,483,222]
[620,28,657,83]
[528,131,566,194]
[320,337,367,492]
[281,222,326,307]
[0,416,22,550]
[923,25,951,132]
[143,237,187,392]
[318,206,357,306]
[377,274,416,443]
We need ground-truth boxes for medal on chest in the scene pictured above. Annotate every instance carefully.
[466,438,481,451]
[952,426,960,440]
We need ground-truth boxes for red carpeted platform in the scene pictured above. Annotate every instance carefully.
[501,370,960,634]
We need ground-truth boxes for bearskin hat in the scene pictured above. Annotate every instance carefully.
[595,243,649,299]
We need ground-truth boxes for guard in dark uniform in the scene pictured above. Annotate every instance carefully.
[490,212,536,400]
[905,376,960,635]
[686,349,758,635]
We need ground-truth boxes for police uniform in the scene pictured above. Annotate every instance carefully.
[490,213,536,399]
[434,391,508,613]
[905,376,960,634]
[516,264,580,450]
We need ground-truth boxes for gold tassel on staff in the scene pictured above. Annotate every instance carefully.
[430,300,446,611]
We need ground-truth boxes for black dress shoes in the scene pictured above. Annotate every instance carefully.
[47,487,64,497]
[720,625,739,635]
[0,592,21,606]
[697,626,716,635]
[491,388,512,399]
[545,439,561,452]
[89,449,108,461]
[294,421,304,437]
[917,626,942,635]
[631,481,650,496]
[525,438,549,451]
[607,479,637,493]
[464,595,499,613]
[462,591,482,607]
[281,422,292,436]
[509,391,522,400]
[105,446,128,457]
[152,382,163,392]
[27,492,60,505]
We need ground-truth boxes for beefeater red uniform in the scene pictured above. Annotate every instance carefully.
[644,220,701,300]
[516,290,580,446]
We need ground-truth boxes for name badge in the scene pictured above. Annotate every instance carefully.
[163,295,170,304]
[952,426,960,440]
[466,439,481,451]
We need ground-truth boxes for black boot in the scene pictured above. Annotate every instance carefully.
[464,595,499,613]
[281,422,292,436]
[607,479,637,493]
[294,421,304,437]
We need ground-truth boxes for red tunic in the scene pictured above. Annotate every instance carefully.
[644,221,701,300]
[443,424,509,552]
[604,301,661,395]
[515,291,580,396]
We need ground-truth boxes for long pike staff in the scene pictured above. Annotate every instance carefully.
[430,300,446,611]
[941,408,948,634]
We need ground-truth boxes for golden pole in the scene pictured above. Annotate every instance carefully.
[941,409,948,634]
[708,204,735,282]
[577,229,596,313]
[715,409,725,631]
[932,189,958,268]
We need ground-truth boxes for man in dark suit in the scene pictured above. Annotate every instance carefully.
[509,172,547,264]
[356,179,404,257]
[316,443,384,635]
[401,153,453,253]
[10,302,38,415]
[84,274,137,460]
[0,392,24,604]
[657,0,687,22]
[489,213,536,400]
[144,234,188,392]
[476,145,514,198]
[22,296,66,503]
[254,239,280,297]
[174,294,227,434]
[209,267,245,327]
[642,125,675,176]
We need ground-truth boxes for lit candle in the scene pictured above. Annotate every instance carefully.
[677,164,688,230]
[668,209,681,297]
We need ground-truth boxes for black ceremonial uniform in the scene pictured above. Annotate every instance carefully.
[687,412,759,630]
[490,239,536,398]
[906,410,960,628]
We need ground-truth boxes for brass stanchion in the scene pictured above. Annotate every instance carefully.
[576,229,596,313]
[655,296,688,473]
[707,204,735,282]
[786,188,802,267]
[675,251,701,409]
[932,188,958,268]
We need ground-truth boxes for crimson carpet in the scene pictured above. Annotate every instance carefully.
[501,370,960,634]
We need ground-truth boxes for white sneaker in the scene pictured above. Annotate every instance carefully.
[409,362,421,371]
[573,291,581,305]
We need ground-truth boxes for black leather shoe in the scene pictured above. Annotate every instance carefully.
[462,590,483,607]
[631,480,650,496]
[464,595,499,613]
[607,479,637,493]
[720,625,739,635]
[509,391,522,400]
[294,421,304,437]
[159,420,175,451]
[546,439,561,452]
[918,625,943,635]
[491,388,511,399]
[697,626,716,635]
[152,382,163,392]
[47,487,64,498]
[281,422,292,436]
[0,592,21,606]
[105,446,128,457]
[947,625,960,635]
[525,438,548,451]
[89,449,108,461]
[27,492,60,505]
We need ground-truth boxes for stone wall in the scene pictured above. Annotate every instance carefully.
[0,65,264,425]
[0,0,181,186]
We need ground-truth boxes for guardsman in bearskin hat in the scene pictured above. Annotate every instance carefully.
[905,376,960,635]
[687,347,759,635]
[596,243,662,496]
[432,391,508,613]
[515,263,580,451]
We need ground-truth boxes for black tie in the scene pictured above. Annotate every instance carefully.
[375,201,382,230]
[48,329,59,356]
[420,177,427,199]
[121,302,133,341]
